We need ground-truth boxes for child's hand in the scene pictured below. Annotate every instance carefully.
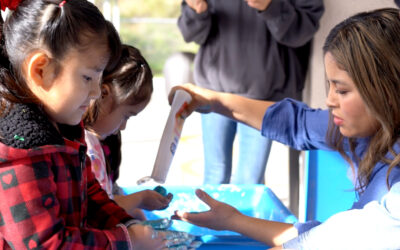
[130,208,147,221]
[139,190,173,211]
[128,224,166,250]
[171,189,242,231]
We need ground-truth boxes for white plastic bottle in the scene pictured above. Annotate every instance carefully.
[137,89,192,184]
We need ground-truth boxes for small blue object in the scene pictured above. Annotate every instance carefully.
[154,185,168,197]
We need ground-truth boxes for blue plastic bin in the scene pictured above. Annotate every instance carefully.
[122,184,297,249]
[304,150,356,222]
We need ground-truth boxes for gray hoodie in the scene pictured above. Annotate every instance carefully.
[178,0,324,101]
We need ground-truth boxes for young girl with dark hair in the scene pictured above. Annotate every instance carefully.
[0,0,165,249]
[84,44,172,219]
[170,7,400,249]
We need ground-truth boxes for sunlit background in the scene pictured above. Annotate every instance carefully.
[88,0,291,212]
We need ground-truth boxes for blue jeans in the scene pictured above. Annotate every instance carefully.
[201,113,272,184]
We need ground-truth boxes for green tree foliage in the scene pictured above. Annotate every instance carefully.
[119,0,181,17]
[117,0,198,76]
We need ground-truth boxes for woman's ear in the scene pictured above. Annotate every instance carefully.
[26,52,52,90]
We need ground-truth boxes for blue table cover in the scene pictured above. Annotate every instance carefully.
[122,184,297,249]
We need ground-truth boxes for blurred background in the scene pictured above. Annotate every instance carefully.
[88,0,292,209]
[97,0,198,76]
[85,0,397,221]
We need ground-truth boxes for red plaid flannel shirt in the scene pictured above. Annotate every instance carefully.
[0,124,133,249]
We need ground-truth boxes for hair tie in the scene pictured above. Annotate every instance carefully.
[59,0,66,7]
[1,0,23,11]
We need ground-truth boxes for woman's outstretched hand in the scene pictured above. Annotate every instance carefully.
[171,189,242,231]
[168,83,215,118]
[172,189,297,247]
[168,83,272,131]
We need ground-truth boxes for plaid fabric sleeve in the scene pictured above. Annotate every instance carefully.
[0,151,130,249]
[85,159,133,229]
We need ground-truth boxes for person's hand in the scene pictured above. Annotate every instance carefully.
[171,189,242,231]
[128,224,167,250]
[185,0,208,14]
[139,190,173,211]
[130,208,147,220]
[168,83,216,118]
[245,0,272,11]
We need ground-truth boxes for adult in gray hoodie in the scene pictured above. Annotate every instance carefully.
[178,0,324,184]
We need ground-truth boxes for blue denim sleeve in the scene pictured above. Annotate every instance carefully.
[282,182,400,249]
[262,98,332,151]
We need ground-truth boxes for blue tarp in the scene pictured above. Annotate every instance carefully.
[122,184,297,249]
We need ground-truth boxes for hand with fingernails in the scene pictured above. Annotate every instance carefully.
[172,189,241,231]
[168,83,214,118]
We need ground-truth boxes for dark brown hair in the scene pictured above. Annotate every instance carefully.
[101,132,122,184]
[324,8,400,192]
[84,44,153,182]
[0,0,121,113]
[84,44,153,127]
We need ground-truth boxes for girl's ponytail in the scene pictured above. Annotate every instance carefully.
[0,0,114,114]
[0,13,25,113]
[0,14,8,69]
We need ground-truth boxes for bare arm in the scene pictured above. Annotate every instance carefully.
[172,189,297,246]
[229,214,297,246]
[169,83,275,130]
[214,91,275,131]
